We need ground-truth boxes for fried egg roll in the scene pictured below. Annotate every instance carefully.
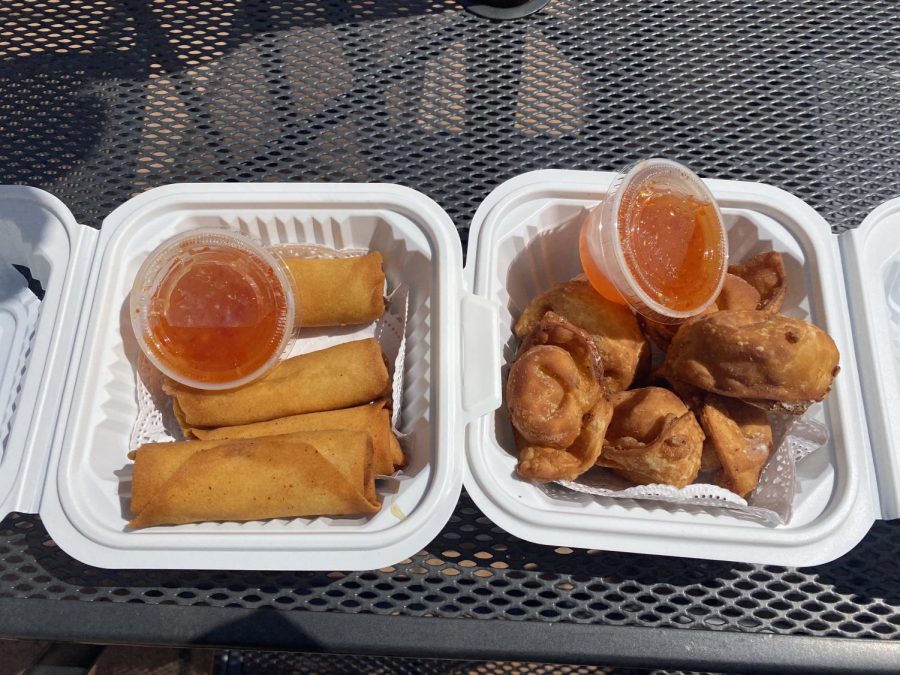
[128,430,380,529]
[189,399,405,475]
[286,252,385,327]
[165,338,391,430]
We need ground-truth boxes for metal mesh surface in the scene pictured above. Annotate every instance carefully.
[214,649,724,675]
[1,0,900,644]
[2,493,900,639]
[4,0,900,240]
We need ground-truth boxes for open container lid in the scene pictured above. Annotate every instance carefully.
[0,186,97,521]
[841,199,900,519]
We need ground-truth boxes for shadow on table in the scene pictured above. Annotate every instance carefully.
[0,54,110,189]
[0,1,469,195]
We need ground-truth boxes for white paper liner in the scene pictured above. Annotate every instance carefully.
[554,412,828,526]
[130,247,410,478]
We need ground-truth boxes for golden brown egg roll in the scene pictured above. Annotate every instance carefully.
[189,400,405,475]
[130,439,203,517]
[165,338,391,430]
[286,252,385,327]
[128,430,381,529]
[130,430,380,516]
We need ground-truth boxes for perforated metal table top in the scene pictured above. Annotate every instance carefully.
[1,0,900,670]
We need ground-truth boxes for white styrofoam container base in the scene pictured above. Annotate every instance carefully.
[36,184,467,570]
[463,170,878,567]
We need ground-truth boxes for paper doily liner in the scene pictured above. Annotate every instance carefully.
[130,246,410,476]
[555,412,829,526]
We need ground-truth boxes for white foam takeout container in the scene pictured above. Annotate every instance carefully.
[0,183,474,570]
[0,171,896,569]
[464,170,899,567]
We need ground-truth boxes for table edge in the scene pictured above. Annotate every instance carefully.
[0,597,896,673]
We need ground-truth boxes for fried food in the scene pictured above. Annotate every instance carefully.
[715,273,761,312]
[507,345,589,448]
[699,394,773,498]
[165,338,391,431]
[604,387,686,443]
[285,252,385,327]
[189,400,404,476]
[664,310,840,414]
[728,251,786,314]
[638,315,680,353]
[509,313,610,482]
[517,311,603,404]
[651,364,706,411]
[597,387,704,488]
[514,279,650,393]
[700,442,722,473]
[128,430,381,529]
[516,396,613,482]
[639,273,760,352]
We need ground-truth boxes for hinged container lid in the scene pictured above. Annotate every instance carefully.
[0,187,98,521]
[841,200,900,519]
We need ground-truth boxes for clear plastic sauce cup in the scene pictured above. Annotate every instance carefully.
[130,229,296,390]
[579,158,728,324]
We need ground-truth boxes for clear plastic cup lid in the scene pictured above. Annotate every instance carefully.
[130,228,296,390]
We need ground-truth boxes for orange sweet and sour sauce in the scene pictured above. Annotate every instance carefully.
[620,187,724,311]
[581,184,725,313]
[144,248,287,385]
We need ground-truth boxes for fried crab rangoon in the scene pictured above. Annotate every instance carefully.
[715,273,762,312]
[699,394,773,498]
[504,246,837,503]
[517,396,613,482]
[640,273,763,352]
[514,279,650,393]
[596,387,704,488]
[728,251,787,314]
[516,311,603,407]
[664,310,840,415]
[508,313,611,482]
[507,345,587,449]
